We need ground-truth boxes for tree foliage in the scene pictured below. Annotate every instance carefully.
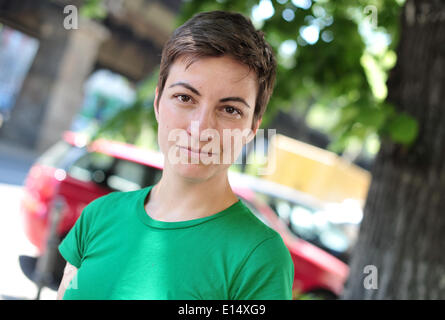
[87,0,418,154]
[178,0,417,152]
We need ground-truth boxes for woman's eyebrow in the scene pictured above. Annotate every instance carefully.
[168,81,250,109]
[219,97,251,109]
[168,81,201,96]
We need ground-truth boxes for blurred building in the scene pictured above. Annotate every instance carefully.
[0,26,38,124]
[0,0,181,153]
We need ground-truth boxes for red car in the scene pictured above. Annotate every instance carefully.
[20,131,349,299]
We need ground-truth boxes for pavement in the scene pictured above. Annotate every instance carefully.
[0,140,57,300]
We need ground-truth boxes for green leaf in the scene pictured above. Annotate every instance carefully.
[80,0,107,20]
[356,106,386,129]
[387,113,419,145]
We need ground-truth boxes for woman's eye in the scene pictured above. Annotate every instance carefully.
[175,94,192,103]
[224,106,241,116]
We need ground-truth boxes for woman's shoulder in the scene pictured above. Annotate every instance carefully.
[220,199,281,245]
[218,200,292,273]
[84,187,149,214]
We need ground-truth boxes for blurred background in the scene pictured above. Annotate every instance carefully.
[0,0,444,300]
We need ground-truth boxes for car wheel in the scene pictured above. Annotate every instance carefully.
[303,289,337,300]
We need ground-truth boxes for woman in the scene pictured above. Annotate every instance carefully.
[57,10,294,300]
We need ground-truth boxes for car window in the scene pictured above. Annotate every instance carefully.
[68,152,114,184]
[67,151,162,192]
[108,159,162,192]
[37,140,73,167]
[255,192,351,255]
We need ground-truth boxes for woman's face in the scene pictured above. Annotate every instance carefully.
[154,55,261,182]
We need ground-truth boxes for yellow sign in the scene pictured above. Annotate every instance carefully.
[262,134,371,206]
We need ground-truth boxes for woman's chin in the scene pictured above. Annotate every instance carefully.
[172,161,229,182]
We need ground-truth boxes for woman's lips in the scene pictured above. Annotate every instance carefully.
[176,145,218,156]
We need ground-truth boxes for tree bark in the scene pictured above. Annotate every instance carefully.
[342,0,445,299]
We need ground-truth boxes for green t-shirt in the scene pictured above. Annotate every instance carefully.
[58,185,294,300]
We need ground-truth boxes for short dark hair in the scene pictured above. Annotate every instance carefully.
[157,10,277,128]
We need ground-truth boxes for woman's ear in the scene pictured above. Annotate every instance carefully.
[246,117,262,144]
[154,87,159,123]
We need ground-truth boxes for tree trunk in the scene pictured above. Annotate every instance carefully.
[342,0,445,299]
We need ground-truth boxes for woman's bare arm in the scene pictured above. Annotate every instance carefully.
[56,262,78,300]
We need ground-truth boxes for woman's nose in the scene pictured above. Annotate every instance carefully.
[186,107,216,140]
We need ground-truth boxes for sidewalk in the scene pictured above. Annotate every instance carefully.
[0,140,39,186]
[0,183,57,300]
[0,139,59,299]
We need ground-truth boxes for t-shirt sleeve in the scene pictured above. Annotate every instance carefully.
[229,233,295,300]
[58,202,96,269]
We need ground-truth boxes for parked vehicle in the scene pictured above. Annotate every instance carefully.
[20,131,349,299]
[228,172,362,264]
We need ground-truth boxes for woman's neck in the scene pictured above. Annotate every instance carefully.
[144,167,238,222]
